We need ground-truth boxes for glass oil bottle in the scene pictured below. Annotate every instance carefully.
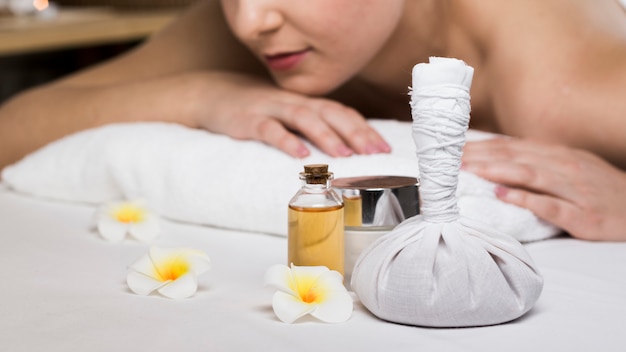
[288,164,345,275]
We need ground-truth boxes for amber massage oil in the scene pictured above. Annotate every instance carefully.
[288,164,344,275]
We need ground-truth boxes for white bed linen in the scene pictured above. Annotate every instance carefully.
[1,185,626,352]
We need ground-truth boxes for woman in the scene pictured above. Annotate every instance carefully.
[1,0,625,240]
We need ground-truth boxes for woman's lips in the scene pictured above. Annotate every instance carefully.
[264,49,309,71]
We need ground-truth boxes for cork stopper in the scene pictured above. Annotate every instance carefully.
[300,164,333,184]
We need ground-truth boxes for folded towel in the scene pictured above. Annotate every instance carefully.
[1,120,559,241]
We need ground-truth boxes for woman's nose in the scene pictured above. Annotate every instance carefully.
[233,0,284,39]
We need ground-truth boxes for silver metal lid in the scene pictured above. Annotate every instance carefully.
[333,175,420,230]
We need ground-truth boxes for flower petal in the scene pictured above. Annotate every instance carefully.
[157,273,198,299]
[186,251,211,275]
[289,264,331,278]
[127,271,168,295]
[272,291,316,323]
[308,271,353,323]
[265,264,295,295]
[97,216,128,242]
[128,252,158,277]
[128,213,160,242]
[149,247,210,275]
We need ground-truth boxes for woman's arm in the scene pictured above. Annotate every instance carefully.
[0,0,389,170]
[0,0,257,169]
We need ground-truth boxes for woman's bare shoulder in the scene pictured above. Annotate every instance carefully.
[451,0,626,163]
[452,0,625,63]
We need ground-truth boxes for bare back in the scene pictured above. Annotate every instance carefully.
[444,0,626,168]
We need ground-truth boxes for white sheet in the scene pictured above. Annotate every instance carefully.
[2,186,625,352]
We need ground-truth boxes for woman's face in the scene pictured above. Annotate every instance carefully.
[220,0,406,96]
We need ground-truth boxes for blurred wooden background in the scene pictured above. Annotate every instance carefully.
[0,1,196,103]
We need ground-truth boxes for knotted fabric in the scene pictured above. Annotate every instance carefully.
[351,57,543,327]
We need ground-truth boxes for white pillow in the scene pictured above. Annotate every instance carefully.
[1,120,559,241]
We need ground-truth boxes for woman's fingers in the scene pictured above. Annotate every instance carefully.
[313,100,391,155]
[252,116,311,158]
[462,142,577,202]
[494,185,586,238]
[258,96,390,158]
[462,138,580,202]
[276,102,355,157]
[282,98,390,156]
[463,138,626,241]
[197,72,390,158]
[496,184,626,241]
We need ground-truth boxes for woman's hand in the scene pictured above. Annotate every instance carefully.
[461,137,626,241]
[192,72,390,158]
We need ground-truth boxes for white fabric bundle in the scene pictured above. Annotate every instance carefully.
[351,57,543,327]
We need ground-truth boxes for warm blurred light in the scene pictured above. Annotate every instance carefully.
[33,0,49,11]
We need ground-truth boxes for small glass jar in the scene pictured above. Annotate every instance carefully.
[333,175,420,281]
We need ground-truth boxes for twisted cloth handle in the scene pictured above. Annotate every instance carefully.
[410,81,470,223]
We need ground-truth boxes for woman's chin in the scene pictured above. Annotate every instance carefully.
[273,75,341,97]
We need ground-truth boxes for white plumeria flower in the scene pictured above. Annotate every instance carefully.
[265,264,353,323]
[126,246,211,299]
[96,200,160,242]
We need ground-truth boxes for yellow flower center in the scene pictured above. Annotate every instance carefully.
[113,204,145,223]
[292,275,326,304]
[301,289,318,304]
[155,256,190,282]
